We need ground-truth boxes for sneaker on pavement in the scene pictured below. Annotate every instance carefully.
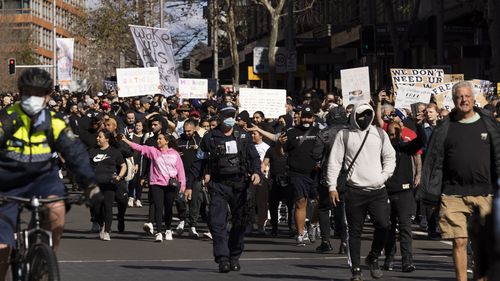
[316,241,333,253]
[365,254,383,279]
[309,225,319,243]
[351,267,363,281]
[296,232,308,246]
[91,222,100,233]
[102,231,111,241]
[128,197,134,207]
[175,220,185,236]
[99,226,105,240]
[203,232,213,240]
[143,222,154,236]
[189,227,199,239]
[155,232,163,242]
[382,257,394,271]
[402,263,416,272]
[135,199,142,208]
[165,230,173,240]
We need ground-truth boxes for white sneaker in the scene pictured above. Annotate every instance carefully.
[91,222,100,233]
[155,232,163,242]
[102,231,111,241]
[128,197,134,207]
[143,222,154,236]
[297,232,309,246]
[188,227,199,239]
[309,225,319,243]
[165,230,173,241]
[175,220,185,236]
[99,226,105,240]
[203,232,212,240]
[135,200,142,208]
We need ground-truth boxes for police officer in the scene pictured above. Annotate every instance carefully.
[0,68,100,279]
[186,102,261,273]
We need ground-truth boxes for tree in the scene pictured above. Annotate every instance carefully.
[488,0,500,82]
[224,0,240,90]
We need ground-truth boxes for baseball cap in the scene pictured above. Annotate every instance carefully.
[101,101,111,110]
[301,105,314,116]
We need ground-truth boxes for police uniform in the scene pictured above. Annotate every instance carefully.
[187,110,261,271]
[0,104,95,247]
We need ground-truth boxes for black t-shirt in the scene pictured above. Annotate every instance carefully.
[264,147,287,177]
[178,133,202,171]
[443,116,493,196]
[88,146,125,185]
[284,126,320,175]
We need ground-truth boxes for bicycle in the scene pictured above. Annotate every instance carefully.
[0,194,85,281]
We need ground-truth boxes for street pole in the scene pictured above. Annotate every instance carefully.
[160,0,164,28]
[213,0,219,82]
[52,0,57,87]
[286,0,295,98]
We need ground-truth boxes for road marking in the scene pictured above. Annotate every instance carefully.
[59,255,450,263]
[412,230,452,246]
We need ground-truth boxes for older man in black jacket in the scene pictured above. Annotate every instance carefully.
[418,81,500,281]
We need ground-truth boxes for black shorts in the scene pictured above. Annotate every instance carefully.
[289,174,317,201]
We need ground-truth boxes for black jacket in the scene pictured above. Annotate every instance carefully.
[417,107,500,205]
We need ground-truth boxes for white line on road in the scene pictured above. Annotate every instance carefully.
[412,230,453,246]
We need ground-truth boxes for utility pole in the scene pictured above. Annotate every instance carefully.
[160,0,164,28]
[212,0,219,81]
[286,0,295,98]
[52,0,57,87]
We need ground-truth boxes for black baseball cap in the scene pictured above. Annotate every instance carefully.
[301,105,314,116]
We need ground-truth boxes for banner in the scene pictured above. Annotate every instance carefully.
[390,68,445,93]
[253,47,295,74]
[130,25,178,96]
[179,78,208,99]
[444,74,464,83]
[340,66,371,106]
[431,82,456,110]
[239,88,286,119]
[116,67,160,97]
[394,85,432,110]
[470,79,491,107]
[56,38,74,88]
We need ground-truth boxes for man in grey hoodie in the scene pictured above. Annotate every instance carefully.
[326,101,396,281]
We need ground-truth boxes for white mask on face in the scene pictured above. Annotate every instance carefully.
[21,96,46,116]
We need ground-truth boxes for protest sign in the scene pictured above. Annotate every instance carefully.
[116,67,160,97]
[340,66,371,106]
[470,79,491,107]
[104,80,117,92]
[390,68,445,93]
[394,85,432,110]
[431,82,456,110]
[253,47,293,74]
[179,78,208,99]
[130,25,178,96]
[239,88,286,119]
[444,74,464,83]
[56,38,74,89]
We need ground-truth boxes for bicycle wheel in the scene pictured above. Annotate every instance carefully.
[27,243,60,281]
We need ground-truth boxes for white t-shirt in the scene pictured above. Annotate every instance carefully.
[254,142,270,162]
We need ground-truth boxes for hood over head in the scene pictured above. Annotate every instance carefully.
[349,101,374,131]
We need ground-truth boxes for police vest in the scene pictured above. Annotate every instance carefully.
[0,103,66,189]
[210,133,247,177]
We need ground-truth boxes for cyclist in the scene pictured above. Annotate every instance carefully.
[0,68,101,278]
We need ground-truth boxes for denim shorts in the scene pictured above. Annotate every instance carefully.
[0,168,65,247]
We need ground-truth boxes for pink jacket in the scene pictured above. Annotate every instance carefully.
[130,143,186,192]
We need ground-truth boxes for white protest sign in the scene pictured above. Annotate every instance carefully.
[470,79,490,107]
[340,66,371,106]
[56,38,74,89]
[239,88,286,119]
[431,82,456,110]
[179,78,208,99]
[394,85,432,110]
[116,67,160,97]
[130,25,178,96]
[390,68,445,93]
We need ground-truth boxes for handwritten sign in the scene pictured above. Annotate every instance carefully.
[116,67,160,97]
[444,74,464,83]
[390,68,444,93]
[394,85,431,109]
[130,25,178,96]
[179,78,208,99]
[239,88,286,119]
[431,82,456,110]
[340,66,371,106]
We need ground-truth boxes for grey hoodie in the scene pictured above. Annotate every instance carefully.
[326,101,396,192]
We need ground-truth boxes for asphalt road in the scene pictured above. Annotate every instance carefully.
[51,189,460,281]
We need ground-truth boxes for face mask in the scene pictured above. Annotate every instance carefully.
[21,96,46,116]
[301,123,311,129]
[223,117,236,128]
[355,110,373,130]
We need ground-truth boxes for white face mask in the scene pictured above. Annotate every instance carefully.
[21,96,46,116]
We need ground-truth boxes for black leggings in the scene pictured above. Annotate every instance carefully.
[99,184,116,232]
[150,185,177,232]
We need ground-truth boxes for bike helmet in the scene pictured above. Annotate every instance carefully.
[17,68,53,95]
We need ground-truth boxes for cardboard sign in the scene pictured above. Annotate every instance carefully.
[390,68,445,93]
[431,82,456,110]
[340,66,371,106]
[116,67,160,97]
[179,78,208,99]
[444,74,464,83]
[238,88,286,119]
[394,85,432,110]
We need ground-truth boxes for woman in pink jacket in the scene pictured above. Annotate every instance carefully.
[119,131,186,242]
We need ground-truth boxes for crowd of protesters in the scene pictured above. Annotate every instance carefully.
[1,81,499,281]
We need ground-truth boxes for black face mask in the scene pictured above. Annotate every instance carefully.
[355,110,373,130]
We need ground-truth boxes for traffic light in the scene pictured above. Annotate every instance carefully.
[360,25,376,55]
[8,58,16,75]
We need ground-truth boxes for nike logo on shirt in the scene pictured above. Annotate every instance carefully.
[93,154,110,162]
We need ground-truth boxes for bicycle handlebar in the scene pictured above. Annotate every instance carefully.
[0,195,87,207]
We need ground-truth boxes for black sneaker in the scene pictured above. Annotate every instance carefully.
[338,241,347,254]
[402,263,416,272]
[218,261,230,273]
[316,241,333,253]
[382,256,394,271]
[230,259,241,271]
[350,267,363,281]
[365,254,383,279]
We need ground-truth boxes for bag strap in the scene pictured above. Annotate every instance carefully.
[344,129,370,174]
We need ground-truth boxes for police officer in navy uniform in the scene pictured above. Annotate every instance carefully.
[186,102,262,273]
